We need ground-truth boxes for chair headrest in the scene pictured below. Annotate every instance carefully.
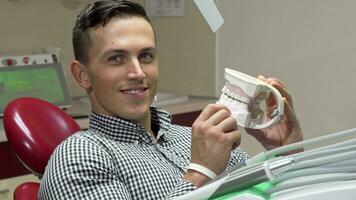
[3,97,81,174]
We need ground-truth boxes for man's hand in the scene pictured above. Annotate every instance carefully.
[184,104,241,187]
[246,76,303,151]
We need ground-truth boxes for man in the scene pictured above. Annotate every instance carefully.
[39,0,303,199]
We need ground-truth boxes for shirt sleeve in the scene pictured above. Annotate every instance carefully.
[38,135,132,200]
[226,147,250,170]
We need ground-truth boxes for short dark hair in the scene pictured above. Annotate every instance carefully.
[72,0,152,64]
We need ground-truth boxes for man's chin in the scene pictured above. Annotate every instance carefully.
[124,105,151,120]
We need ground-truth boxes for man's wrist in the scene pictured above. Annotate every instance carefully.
[183,170,211,187]
[187,163,217,179]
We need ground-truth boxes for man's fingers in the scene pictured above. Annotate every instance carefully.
[259,76,287,91]
[258,76,293,109]
[206,108,231,126]
[217,116,237,133]
[195,104,230,123]
[258,75,267,81]
[226,130,241,148]
[283,97,297,124]
[266,92,277,107]
[271,81,294,109]
[266,78,287,89]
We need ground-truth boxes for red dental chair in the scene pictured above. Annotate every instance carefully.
[3,97,81,200]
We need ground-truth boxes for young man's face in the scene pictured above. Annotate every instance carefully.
[83,16,158,123]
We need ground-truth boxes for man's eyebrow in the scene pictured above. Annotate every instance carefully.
[101,47,156,59]
[102,49,128,57]
[140,47,156,53]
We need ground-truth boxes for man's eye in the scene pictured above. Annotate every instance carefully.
[108,55,125,64]
[139,53,154,64]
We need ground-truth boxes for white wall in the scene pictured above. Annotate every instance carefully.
[0,0,216,98]
[217,0,356,155]
[0,0,86,97]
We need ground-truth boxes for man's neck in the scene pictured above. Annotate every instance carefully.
[138,110,156,137]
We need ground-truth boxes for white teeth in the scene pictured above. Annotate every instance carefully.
[219,93,244,108]
[126,90,142,94]
[223,93,229,102]
[221,85,250,104]
[221,85,229,94]
[228,91,238,101]
[226,96,233,104]
[240,96,249,103]
[220,91,248,104]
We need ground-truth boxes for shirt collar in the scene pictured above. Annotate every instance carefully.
[88,107,172,144]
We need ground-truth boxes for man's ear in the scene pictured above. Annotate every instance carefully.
[71,60,90,89]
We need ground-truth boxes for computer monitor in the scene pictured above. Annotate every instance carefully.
[0,63,72,116]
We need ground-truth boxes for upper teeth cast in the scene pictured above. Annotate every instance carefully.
[221,85,249,104]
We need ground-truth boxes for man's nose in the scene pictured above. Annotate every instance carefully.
[127,57,145,80]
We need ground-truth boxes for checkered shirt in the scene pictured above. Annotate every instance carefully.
[39,107,249,200]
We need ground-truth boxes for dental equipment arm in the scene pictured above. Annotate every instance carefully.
[247,127,356,165]
[218,68,284,129]
[174,128,356,200]
[193,0,224,32]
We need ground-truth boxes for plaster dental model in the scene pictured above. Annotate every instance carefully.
[217,68,284,129]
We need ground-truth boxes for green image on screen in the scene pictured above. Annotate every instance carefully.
[0,67,65,109]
